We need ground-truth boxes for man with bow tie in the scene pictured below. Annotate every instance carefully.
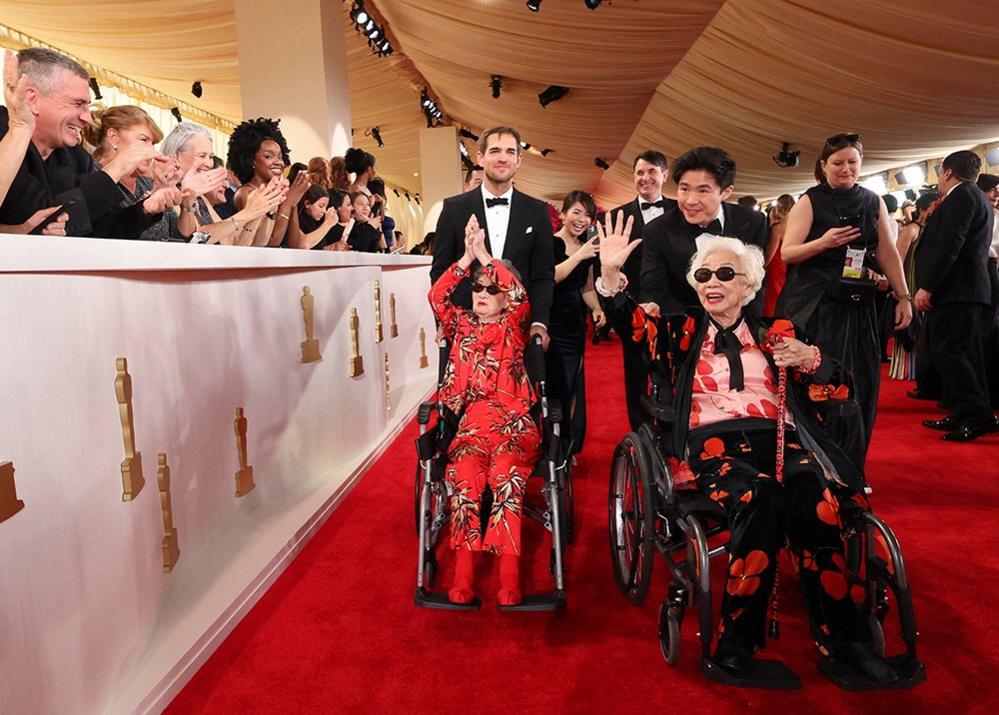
[638,147,768,318]
[431,125,555,347]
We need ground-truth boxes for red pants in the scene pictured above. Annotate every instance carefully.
[447,400,540,555]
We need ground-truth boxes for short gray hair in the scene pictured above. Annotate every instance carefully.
[160,121,213,157]
[17,48,88,95]
[687,234,765,306]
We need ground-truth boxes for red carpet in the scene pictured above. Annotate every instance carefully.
[168,338,999,714]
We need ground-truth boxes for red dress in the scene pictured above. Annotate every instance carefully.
[429,261,540,555]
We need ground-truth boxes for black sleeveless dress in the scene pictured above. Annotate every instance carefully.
[775,183,882,454]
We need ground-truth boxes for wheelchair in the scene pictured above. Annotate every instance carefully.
[414,336,573,611]
[608,394,926,689]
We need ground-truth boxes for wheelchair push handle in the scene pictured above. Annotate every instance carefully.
[525,334,547,383]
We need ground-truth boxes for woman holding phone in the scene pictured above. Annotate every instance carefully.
[548,190,603,457]
[775,133,911,457]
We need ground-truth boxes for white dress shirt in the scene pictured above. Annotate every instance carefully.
[990,208,999,259]
[482,184,514,259]
[638,194,666,225]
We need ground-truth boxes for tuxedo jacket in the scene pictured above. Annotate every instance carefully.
[638,202,768,315]
[0,107,158,238]
[430,187,555,326]
[608,197,678,286]
[916,181,994,306]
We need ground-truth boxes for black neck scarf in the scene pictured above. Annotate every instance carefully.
[710,316,746,391]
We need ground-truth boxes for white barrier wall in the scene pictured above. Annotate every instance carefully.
[0,236,437,714]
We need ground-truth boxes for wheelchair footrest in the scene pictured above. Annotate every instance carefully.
[414,588,481,611]
[702,656,801,690]
[818,654,926,691]
[497,591,566,612]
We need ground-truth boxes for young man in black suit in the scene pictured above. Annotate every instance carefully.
[430,125,554,345]
[637,147,768,316]
[608,150,673,430]
[915,151,998,441]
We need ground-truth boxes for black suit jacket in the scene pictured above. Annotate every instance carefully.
[430,187,555,326]
[916,181,993,306]
[638,202,768,315]
[609,197,678,286]
[0,107,156,238]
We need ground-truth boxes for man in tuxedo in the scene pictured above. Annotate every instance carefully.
[915,151,997,441]
[638,147,767,316]
[0,48,175,238]
[608,150,672,429]
[430,126,554,344]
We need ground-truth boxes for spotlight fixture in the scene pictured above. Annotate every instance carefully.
[369,126,384,148]
[490,75,503,99]
[520,141,531,150]
[584,0,603,8]
[538,85,570,108]
[404,192,412,201]
[88,77,102,101]
[459,128,479,141]
[350,2,393,56]
[594,157,610,170]
[526,0,542,11]
[420,89,444,127]
[772,142,800,168]
[541,148,553,157]
[170,107,182,123]
[458,142,469,159]
[414,194,421,205]
[392,188,400,197]
[191,81,203,99]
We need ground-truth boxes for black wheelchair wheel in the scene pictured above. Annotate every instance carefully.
[414,459,424,535]
[562,459,575,544]
[609,433,656,605]
[658,600,683,666]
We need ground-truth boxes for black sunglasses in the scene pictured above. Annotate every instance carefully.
[826,132,860,145]
[471,282,502,295]
[693,267,745,283]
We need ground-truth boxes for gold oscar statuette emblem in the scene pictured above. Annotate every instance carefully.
[157,454,180,572]
[115,357,145,501]
[233,407,255,497]
[349,307,365,377]
[300,286,322,363]
[384,353,392,414]
[0,461,25,524]
[418,327,429,369]
[389,292,399,338]
[373,280,384,343]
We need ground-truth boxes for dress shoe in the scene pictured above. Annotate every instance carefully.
[832,642,898,682]
[942,419,999,442]
[922,416,961,431]
[713,639,755,674]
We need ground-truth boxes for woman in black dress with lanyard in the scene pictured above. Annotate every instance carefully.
[776,133,912,458]
[548,190,604,457]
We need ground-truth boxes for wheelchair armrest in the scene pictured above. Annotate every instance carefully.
[417,401,436,425]
[415,430,437,461]
[640,394,674,424]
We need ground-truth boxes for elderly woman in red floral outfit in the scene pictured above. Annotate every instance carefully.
[429,216,539,607]
[597,212,905,688]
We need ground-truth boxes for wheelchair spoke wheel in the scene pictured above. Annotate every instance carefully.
[414,459,424,535]
[658,601,683,666]
[562,460,575,544]
[609,433,656,605]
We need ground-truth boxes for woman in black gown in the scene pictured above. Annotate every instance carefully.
[775,133,912,458]
[548,190,604,456]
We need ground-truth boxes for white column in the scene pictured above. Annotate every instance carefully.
[418,126,463,240]
[235,0,352,161]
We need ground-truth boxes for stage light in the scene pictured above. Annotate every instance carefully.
[405,192,412,201]
[393,188,400,197]
[355,10,368,24]
[490,75,502,99]
[458,142,469,158]
[526,0,542,11]
[584,0,603,7]
[541,148,553,157]
[369,28,380,40]
[414,194,421,205]
[538,85,569,108]
[520,141,531,150]
[364,19,375,31]
[370,126,384,148]
[88,77,102,100]
[772,141,800,168]
[170,107,182,122]
[459,128,479,141]
[594,157,610,170]
[191,81,203,99]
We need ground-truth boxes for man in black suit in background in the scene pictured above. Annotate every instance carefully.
[915,150,997,441]
[638,147,767,316]
[608,150,673,430]
[430,125,554,345]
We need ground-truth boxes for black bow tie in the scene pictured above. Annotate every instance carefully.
[702,218,722,234]
[711,317,745,391]
[640,199,664,211]
[485,197,509,208]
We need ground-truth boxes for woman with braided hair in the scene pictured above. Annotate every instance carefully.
[226,117,308,247]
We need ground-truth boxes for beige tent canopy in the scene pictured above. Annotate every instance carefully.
[2,0,998,206]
